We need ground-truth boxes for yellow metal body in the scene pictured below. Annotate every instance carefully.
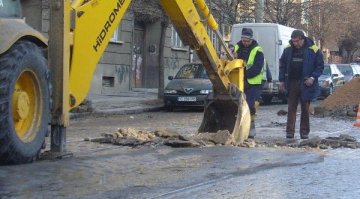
[0,18,47,55]
[69,0,132,109]
[224,59,245,92]
[66,0,245,108]
[12,71,43,143]
[160,0,238,94]
[0,0,249,160]
[50,0,248,140]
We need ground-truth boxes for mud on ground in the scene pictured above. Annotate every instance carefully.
[85,127,360,151]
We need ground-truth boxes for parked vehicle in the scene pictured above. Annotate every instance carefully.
[164,63,212,110]
[337,64,360,83]
[230,23,298,104]
[318,64,345,98]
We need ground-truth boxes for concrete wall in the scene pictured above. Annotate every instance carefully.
[22,0,43,32]
[89,12,133,95]
[163,25,190,87]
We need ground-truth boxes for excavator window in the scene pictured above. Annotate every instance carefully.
[0,0,21,18]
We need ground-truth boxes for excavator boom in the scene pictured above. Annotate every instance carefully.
[66,0,250,143]
[160,0,250,143]
[0,0,250,164]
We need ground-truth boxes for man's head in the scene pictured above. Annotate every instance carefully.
[241,28,253,47]
[291,30,305,49]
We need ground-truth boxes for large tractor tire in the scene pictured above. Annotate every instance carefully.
[0,40,50,165]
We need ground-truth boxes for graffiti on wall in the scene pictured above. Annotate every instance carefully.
[115,64,130,84]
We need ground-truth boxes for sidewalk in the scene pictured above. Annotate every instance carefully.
[70,88,164,119]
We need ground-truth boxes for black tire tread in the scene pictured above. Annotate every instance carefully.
[0,40,50,165]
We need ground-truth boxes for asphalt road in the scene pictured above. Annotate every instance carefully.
[0,104,359,199]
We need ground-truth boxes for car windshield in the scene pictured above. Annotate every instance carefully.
[175,64,208,79]
[322,65,330,76]
[338,65,353,76]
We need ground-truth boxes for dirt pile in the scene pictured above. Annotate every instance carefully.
[320,78,360,111]
[85,128,359,150]
[85,128,250,147]
[85,128,201,147]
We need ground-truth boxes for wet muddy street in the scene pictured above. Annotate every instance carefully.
[1,104,360,199]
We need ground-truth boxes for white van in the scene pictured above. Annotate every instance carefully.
[230,23,298,104]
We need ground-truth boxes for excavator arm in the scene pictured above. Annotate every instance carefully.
[68,0,241,106]
[64,0,250,143]
[0,0,250,164]
[160,0,250,143]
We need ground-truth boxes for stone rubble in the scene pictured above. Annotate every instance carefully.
[85,128,359,150]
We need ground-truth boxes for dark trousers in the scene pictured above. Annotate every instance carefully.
[245,84,262,115]
[286,80,310,136]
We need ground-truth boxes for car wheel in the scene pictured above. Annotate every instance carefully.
[329,85,333,96]
[165,106,173,112]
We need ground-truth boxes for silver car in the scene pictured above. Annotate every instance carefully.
[337,64,360,83]
[318,64,345,98]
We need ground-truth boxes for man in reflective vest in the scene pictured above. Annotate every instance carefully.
[234,28,265,139]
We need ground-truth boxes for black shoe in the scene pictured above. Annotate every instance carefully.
[286,133,294,139]
[300,134,309,139]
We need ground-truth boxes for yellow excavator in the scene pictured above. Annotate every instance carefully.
[0,0,250,165]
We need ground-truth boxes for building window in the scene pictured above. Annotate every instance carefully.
[171,26,184,48]
[110,26,124,43]
[102,76,115,87]
[207,27,219,52]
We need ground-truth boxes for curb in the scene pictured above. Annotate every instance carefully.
[70,105,164,119]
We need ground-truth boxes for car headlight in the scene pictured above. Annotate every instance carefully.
[164,89,177,94]
[322,80,330,87]
[200,89,212,94]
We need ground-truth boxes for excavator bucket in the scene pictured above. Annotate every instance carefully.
[199,91,251,145]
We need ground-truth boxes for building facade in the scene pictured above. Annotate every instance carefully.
[23,0,190,97]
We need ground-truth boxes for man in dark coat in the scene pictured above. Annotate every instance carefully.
[279,30,324,139]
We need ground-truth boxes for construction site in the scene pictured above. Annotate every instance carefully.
[1,0,360,198]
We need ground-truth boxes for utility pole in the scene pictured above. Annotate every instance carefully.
[255,0,264,23]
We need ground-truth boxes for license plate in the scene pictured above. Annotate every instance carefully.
[178,96,196,102]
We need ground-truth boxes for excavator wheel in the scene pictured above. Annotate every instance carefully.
[0,40,50,165]
[199,92,251,145]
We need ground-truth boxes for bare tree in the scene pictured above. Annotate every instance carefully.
[263,0,303,26]
[306,0,360,62]
[336,1,360,63]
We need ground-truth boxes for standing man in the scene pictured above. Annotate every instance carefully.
[234,28,264,139]
[279,30,324,139]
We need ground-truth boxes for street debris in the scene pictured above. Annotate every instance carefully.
[277,109,288,116]
[256,134,359,149]
[85,128,359,150]
[85,128,199,147]
[260,121,286,128]
[70,99,93,113]
[193,130,235,146]
[85,128,245,148]
[316,78,360,117]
